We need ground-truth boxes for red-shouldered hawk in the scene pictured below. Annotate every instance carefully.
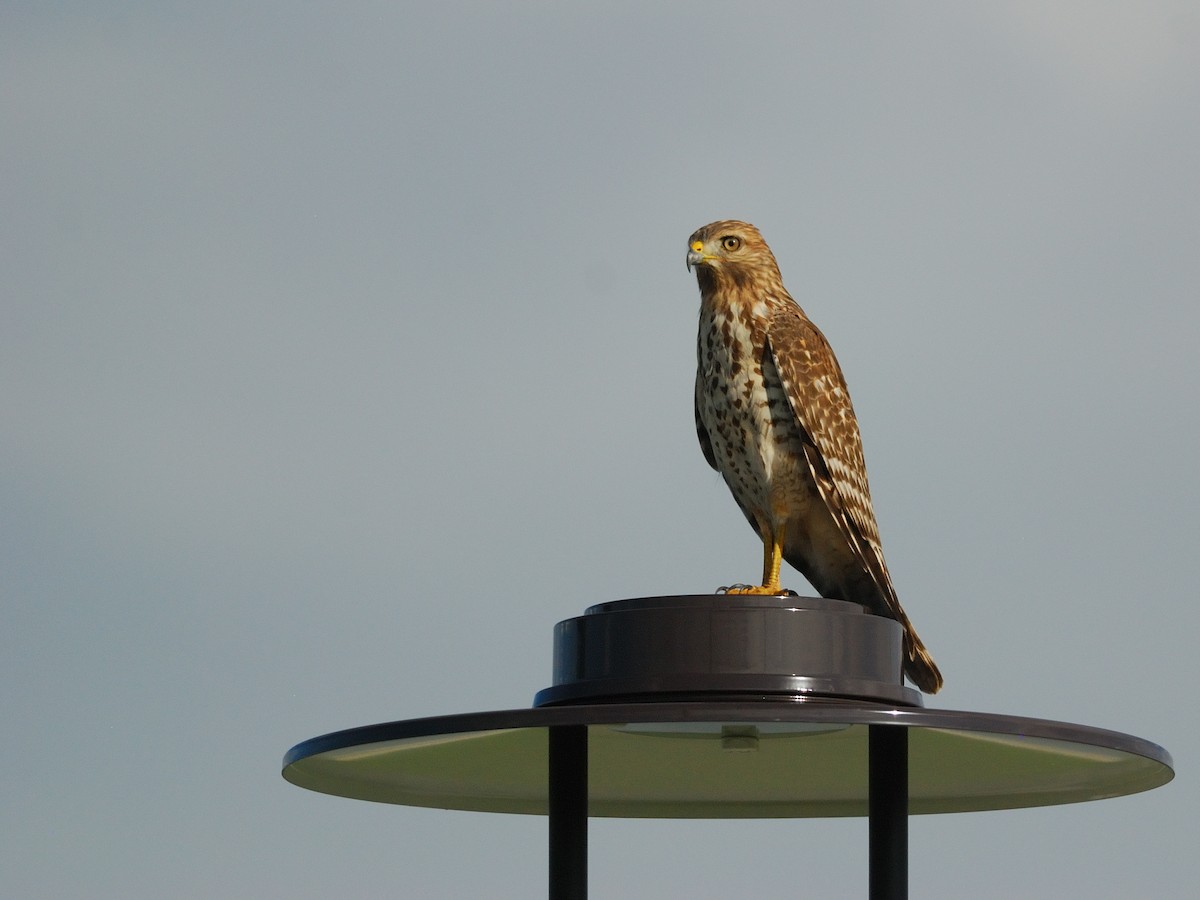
[688,220,943,693]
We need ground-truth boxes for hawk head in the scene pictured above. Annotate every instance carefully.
[686,220,783,291]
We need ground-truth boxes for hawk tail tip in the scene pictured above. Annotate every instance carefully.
[904,634,944,694]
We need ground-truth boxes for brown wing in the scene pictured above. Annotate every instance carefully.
[765,303,943,693]
[763,304,898,609]
[693,370,717,471]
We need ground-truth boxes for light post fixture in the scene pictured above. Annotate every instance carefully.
[283,595,1173,899]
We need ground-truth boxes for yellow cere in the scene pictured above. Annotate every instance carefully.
[691,241,704,252]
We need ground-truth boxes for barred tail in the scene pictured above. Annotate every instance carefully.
[902,625,943,694]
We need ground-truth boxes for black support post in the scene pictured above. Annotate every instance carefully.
[548,724,588,900]
[868,723,908,900]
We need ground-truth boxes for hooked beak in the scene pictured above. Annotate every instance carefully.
[686,247,706,272]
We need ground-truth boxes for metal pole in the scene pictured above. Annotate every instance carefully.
[548,724,588,900]
[869,723,908,900]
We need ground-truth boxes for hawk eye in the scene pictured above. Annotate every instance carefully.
[722,236,742,251]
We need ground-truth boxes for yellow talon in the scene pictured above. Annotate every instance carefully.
[722,525,788,595]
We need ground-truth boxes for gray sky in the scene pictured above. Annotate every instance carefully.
[3,3,1197,897]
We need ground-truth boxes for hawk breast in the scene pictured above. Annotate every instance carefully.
[696,303,814,525]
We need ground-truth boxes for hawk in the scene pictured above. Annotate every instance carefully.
[687,220,943,693]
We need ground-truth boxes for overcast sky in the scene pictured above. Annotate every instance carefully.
[3,3,1197,897]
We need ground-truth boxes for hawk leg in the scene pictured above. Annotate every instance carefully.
[725,523,787,596]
